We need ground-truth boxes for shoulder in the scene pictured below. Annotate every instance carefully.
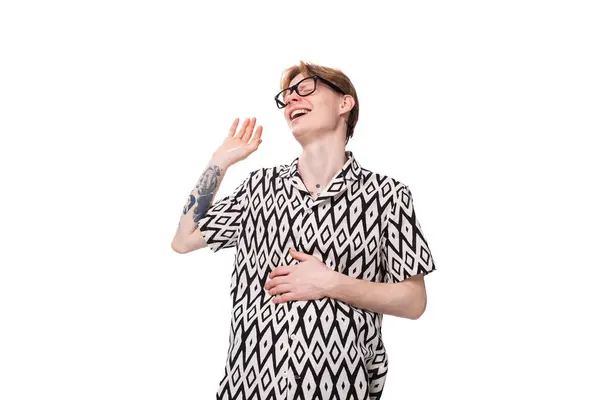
[252,161,297,179]
[242,165,286,185]
[361,167,409,195]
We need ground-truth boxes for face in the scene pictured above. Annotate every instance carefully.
[282,73,346,140]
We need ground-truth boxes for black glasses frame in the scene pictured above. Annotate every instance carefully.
[275,75,345,109]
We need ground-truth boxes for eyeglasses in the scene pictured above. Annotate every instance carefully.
[274,75,345,109]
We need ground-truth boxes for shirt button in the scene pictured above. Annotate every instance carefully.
[290,333,296,340]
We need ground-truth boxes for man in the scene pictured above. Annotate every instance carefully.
[171,61,437,400]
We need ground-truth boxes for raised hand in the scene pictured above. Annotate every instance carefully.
[212,117,263,169]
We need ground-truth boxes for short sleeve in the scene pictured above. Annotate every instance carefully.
[380,185,437,283]
[196,171,253,253]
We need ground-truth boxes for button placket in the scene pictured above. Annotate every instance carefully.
[290,331,301,380]
[284,300,297,394]
[305,196,314,214]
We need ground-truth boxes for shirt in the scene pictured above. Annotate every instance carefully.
[198,150,437,400]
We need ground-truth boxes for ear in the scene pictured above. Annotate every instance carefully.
[339,94,355,115]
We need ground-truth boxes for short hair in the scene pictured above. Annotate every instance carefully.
[280,61,359,145]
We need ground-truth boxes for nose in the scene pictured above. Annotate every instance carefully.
[285,89,302,107]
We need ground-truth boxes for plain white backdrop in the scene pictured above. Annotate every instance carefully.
[1,0,598,399]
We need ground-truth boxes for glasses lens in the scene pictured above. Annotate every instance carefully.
[297,77,316,95]
[275,78,316,108]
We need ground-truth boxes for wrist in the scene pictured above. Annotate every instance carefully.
[324,270,343,298]
[210,155,230,170]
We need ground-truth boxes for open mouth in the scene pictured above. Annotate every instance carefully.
[290,109,310,121]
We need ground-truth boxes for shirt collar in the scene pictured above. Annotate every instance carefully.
[278,150,363,182]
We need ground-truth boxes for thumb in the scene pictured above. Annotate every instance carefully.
[289,248,312,262]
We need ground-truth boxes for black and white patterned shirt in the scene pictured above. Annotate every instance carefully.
[198,150,436,400]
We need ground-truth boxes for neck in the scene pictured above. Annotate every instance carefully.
[297,141,348,193]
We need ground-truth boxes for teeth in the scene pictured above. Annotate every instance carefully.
[291,109,310,119]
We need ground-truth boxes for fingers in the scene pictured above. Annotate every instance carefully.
[267,283,293,296]
[273,292,295,304]
[269,265,293,278]
[240,117,256,142]
[228,118,240,137]
[248,125,263,149]
[232,118,251,139]
[230,117,261,148]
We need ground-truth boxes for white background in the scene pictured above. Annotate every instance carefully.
[1,0,599,399]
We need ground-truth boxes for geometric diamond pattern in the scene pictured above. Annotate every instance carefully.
[197,150,437,399]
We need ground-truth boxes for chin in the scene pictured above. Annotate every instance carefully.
[290,123,309,137]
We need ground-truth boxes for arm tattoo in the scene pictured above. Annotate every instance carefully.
[181,165,222,224]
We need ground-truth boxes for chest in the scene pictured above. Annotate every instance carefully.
[240,181,388,282]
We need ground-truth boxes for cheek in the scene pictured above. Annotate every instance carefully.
[312,106,337,123]
[313,98,337,116]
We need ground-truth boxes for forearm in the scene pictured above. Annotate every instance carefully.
[175,156,229,237]
[325,272,426,319]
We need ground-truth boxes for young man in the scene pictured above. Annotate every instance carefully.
[171,61,437,400]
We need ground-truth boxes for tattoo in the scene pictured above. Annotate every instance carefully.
[181,165,222,225]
